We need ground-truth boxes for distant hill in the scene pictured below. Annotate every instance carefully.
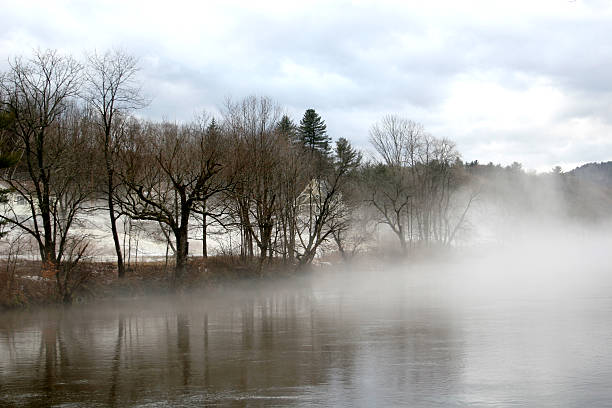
[567,161,612,188]
[562,161,612,219]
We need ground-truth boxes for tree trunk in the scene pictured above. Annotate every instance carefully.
[201,200,208,259]
[175,225,189,283]
[174,201,191,283]
[202,215,207,259]
[297,249,317,270]
[288,215,296,262]
[62,291,73,304]
[333,232,348,262]
[398,225,407,254]
[107,171,125,278]
[41,202,55,264]
[281,215,287,262]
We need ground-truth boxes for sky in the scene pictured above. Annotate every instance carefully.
[1,0,611,171]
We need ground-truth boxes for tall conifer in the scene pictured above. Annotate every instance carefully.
[298,109,331,154]
[277,114,297,143]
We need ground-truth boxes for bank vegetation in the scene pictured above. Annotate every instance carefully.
[1,49,610,307]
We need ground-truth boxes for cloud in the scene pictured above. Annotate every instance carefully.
[1,0,611,170]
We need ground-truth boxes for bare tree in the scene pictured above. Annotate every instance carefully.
[191,118,233,259]
[84,49,145,279]
[0,103,20,239]
[117,118,229,283]
[276,136,308,263]
[223,96,284,269]
[295,138,361,267]
[367,116,425,251]
[0,50,97,302]
[367,115,476,251]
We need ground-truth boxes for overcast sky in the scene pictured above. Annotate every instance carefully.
[1,0,611,171]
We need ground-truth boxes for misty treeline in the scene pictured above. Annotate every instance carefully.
[0,50,609,302]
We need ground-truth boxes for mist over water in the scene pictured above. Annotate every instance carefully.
[2,6,612,406]
[1,220,612,407]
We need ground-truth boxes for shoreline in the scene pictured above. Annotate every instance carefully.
[0,255,309,310]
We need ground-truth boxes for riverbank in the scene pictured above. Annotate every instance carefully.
[0,245,467,309]
[0,256,305,309]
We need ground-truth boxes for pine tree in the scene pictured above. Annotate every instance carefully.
[298,109,331,154]
[335,137,362,173]
[276,114,297,143]
[207,117,220,136]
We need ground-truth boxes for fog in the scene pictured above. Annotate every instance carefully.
[2,9,612,406]
[2,205,612,406]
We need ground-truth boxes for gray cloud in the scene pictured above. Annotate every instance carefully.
[1,1,611,170]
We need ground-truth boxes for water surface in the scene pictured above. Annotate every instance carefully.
[1,260,611,407]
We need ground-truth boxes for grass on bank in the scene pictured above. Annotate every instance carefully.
[0,256,296,309]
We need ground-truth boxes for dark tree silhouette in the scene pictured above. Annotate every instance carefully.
[298,109,331,155]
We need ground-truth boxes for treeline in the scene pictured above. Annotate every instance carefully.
[466,160,612,223]
[0,49,606,303]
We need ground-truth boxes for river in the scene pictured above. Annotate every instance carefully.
[1,255,612,407]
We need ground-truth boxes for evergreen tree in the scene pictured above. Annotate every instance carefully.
[335,137,362,173]
[298,109,331,154]
[207,117,220,136]
[276,114,297,143]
